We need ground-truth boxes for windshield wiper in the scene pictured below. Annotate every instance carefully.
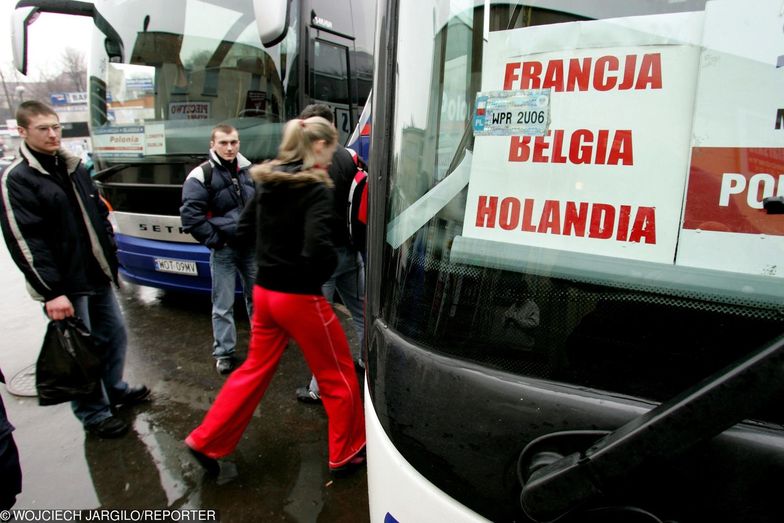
[519,332,784,522]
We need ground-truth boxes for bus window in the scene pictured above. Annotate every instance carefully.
[312,40,350,105]
[11,0,374,295]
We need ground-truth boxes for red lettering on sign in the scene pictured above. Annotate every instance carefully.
[476,195,498,228]
[475,196,657,244]
[500,197,520,230]
[509,130,633,166]
[563,201,588,236]
[566,58,590,92]
[537,200,561,234]
[503,53,662,92]
[522,198,537,232]
[589,203,615,238]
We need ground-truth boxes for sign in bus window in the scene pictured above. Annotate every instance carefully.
[462,13,703,265]
[447,4,784,307]
[676,0,784,278]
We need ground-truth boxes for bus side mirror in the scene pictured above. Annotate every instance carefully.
[254,0,289,48]
[11,6,38,75]
[12,0,124,73]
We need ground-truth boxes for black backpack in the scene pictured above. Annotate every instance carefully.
[200,161,213,193]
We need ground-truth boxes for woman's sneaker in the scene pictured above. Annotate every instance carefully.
[187,446,220,476]
[330,448,367,477]
[295,386,322,404]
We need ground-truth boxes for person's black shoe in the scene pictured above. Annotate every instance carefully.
[296,386,322,404]
[112,385,151,408]
[187,447,220,476]
[215,357,236,376]
[85,417,129,439]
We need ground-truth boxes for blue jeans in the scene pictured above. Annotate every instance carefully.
[210,245,256,360]
[309,246,365,394]
[69,285,129,426]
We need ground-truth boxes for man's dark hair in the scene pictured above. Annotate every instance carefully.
[16,100,58,128]
[211,123,238,141]
[299,103,334,124]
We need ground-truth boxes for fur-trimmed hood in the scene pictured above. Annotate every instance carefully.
[249,161,334,189]
[235,159,338,295]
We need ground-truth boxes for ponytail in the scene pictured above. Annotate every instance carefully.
[277,116,338,168]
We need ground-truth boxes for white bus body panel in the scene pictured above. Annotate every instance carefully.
[365,386,490,523]
[112,211,198,243]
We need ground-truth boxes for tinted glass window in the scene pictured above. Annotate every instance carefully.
[312,40,350,105]
[382,1,784,419]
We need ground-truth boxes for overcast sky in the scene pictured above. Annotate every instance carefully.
[1,0,92,81]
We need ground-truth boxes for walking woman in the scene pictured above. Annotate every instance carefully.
[185,116,366,474]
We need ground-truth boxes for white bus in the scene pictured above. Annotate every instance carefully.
[363,1,784,521]
[12,0,374,293]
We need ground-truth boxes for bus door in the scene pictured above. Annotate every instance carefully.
[307,0,358,142]
[310,37,354,142]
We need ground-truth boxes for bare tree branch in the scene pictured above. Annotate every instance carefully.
[61,47,87,92]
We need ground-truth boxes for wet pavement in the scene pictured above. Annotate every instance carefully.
[0,246,370,522]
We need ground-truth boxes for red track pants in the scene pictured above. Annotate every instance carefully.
[186,285,366,469]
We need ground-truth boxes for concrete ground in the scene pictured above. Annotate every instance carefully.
[0,246,369,522]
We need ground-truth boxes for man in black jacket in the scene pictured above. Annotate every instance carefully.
[295,104,366,404]
[0,101,149,439]
[0,369,21,509]
[180,124,256,375]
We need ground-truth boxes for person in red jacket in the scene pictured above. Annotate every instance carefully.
[185,116,366,476]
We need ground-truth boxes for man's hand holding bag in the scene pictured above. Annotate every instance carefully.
[36,317,103,406]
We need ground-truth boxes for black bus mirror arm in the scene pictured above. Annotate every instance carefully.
[519,332,784,523]
[15,0,124,64]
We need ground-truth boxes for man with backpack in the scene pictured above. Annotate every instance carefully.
[180,124,256,376]
[295,104,366,404]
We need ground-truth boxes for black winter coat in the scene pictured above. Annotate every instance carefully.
[236,161,337,295]
[180,150,255,249]
[327,145,358,248]
[0,369,13,440]
[0,142,118,302]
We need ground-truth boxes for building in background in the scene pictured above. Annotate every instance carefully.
[49,91,90,160]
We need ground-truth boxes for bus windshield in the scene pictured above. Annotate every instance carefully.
[90,0,294,164]
[11,0,374,294]
[383,0,783,395]
[369,1,784,521]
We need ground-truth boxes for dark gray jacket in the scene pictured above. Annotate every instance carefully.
[180,150,255,249]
